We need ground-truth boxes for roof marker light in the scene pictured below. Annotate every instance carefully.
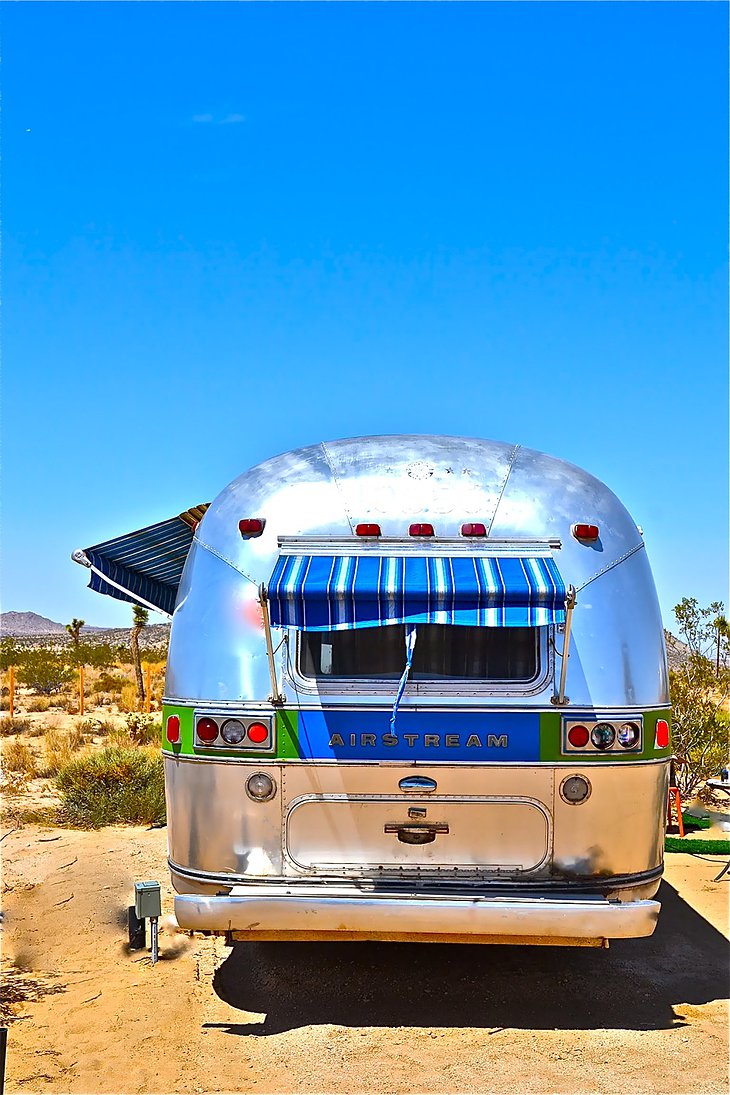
[239,518,265,538]
[409,523,434,537]
[572,523,600,542]
[461,522,487,537]
[355,523,381,537]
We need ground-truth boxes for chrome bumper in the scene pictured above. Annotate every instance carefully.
[175,885,661,943]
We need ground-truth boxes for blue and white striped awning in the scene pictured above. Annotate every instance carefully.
[268,554,566,631]
[72,505,209,616]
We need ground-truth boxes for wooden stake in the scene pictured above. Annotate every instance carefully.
[79,664,85,716]
[8,665,14,719]
[144,664,151,713]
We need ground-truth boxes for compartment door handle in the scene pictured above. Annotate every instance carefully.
[384,823,449,845]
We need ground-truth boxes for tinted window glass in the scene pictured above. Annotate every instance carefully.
[300,625,538,681]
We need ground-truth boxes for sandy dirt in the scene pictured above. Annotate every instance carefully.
[1,824,728,1095]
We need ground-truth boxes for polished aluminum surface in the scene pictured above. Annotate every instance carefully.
[165,435,668,709]
[285,795,550,872]
[164,756,667,883]
[174,888,661,940]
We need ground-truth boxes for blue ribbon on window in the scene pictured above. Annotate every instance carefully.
[390,625,417,732]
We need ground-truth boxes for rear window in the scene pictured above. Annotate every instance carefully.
[299,624,538,682]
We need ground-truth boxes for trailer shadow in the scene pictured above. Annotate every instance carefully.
[208,881,729,1035]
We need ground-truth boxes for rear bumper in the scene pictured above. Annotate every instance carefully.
[174,885,661,944]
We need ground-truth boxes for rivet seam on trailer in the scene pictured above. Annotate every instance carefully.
[485,443,520,536]
[575,542,646,593]
[191,534,258,586]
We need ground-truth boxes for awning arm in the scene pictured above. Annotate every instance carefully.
[71,549,172,618]
[551,585,577,707]
[258,584,285,706]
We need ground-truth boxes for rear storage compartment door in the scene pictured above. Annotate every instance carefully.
[285,794,550,873]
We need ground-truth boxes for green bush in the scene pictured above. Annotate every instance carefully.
[17,650,73,695]
[56,746,166,828]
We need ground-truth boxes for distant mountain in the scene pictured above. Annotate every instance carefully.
[0,611,169,648]
[1,611,68,636]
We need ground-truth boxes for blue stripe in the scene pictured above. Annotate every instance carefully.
[268,553,566,631]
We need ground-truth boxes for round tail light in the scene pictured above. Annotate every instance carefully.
[590,723,615,750]
[166,715,180,744]
[247,722,269,745]
[221,719,246,744]
[618,722,640,748]
[197,717,219,744]
[567,724,589,748]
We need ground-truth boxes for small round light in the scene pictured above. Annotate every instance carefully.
[591,723,615,751]
[567,724,589,748]
[560,775,592,804]
[618,722,640,749]
[197,717,219,744]
[166,715,180,744]
[246,772,276,802]
[247,721,269,745]
[221,719,246,745]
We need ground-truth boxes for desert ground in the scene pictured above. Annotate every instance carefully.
[1,824,728,1095]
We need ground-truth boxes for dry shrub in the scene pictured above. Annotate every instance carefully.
[44,726,86,775]
[94,672,126,693]
[119,683,140,713]
[0,717,32,737]
[125,712,161,745]
[3,739,38,778]
[27,697,51,712]
[57,746,165,828]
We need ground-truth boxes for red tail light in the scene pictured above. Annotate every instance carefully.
[247,722,269,745]
[166,715,180,744]
[239,518,265,538]
[567,724,589,748]
[355,523,381,536]
[409,523,434,537]
[572,523,599,542]
[197,717,218,743]
[461,522,487,537]
[655,719,670,749]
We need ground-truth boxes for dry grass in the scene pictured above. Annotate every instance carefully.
[26,696,51,712]
[0,717,32,737]
[3,739,39,778]
[44,726,86,776]
[119,683,140,712]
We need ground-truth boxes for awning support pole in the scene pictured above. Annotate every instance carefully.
[552,585,577,707]
[258,584,285,706]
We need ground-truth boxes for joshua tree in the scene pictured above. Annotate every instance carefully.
[130,605,149,704]
[66,618,85,659]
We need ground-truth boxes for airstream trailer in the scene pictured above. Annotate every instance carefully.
[73,435,671,947]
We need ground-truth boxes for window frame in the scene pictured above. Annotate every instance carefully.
[288,624,554,698]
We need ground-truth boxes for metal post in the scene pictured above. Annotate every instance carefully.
[8,666,14,720]
[552,585,577,706]
[150,917,159,965]
[79,665,84,716]
[144,664,151,713]
[258,585,285,705]
[0,1025,7,1095]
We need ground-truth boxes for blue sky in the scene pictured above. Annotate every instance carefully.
[3,2,727,629]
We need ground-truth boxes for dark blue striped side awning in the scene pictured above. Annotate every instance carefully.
[268,554,566,631]
[72,505,209,616]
